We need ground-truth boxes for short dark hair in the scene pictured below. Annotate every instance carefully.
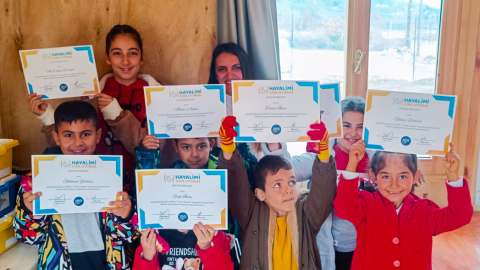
[208,43,253,84]
[253,155,292,191]
[106,24,143,55]
[174,138,213,144]
[341,96,366,116]
[54,101,98,132]
[370,151,424,192]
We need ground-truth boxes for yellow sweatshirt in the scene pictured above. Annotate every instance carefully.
[272,215,298,270]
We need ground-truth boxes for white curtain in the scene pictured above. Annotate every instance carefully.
[217,0,281,80]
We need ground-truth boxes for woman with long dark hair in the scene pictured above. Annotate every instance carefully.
[208,42,253,117]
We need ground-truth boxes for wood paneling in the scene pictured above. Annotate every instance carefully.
[345,0,371,98]
[0,0,216,168]
[426,0,480,211]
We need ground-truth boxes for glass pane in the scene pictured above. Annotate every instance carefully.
[276,0,348,153]
[276,0,348,98]
[367,0,442,93]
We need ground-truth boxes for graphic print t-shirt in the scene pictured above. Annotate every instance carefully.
[158,230,203,270]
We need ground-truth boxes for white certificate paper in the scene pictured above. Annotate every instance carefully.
[145,85,226,138]
[320,83,343,138]
[363,90,457,156]
[32,155,123,215]
[19,46,100,99]
[136,169,228,230]
[233,80,320,142]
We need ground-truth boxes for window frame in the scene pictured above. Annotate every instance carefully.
[344,0,460,177]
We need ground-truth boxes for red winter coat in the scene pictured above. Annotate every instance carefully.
[133,231,233,270]
[334,175,473,270]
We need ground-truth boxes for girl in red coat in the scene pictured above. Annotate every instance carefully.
[334,141,473,270]
[133,222,234,270]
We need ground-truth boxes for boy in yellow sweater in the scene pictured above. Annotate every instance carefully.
[217,116,337,270]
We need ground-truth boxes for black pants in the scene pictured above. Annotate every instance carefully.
[335,250,354,270]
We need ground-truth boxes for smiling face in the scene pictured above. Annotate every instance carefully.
[105,34,143,86]
[337,111,364,153]
[172,138,215,169]
[215,52,243,95]
[255,169,298,217]
[52,120,102,155]
[370,154,421,209]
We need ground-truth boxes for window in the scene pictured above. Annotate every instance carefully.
[367,0,442,93]
[276,0,348,97]
[276,0,443,159]
[276,0,348,156]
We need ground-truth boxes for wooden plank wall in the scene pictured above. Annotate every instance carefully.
[0,0,216,168]
[434,0,480,211]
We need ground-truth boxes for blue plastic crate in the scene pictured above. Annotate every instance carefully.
[0,175,21,218]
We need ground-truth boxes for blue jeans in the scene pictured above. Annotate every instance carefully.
[317,212,335,270]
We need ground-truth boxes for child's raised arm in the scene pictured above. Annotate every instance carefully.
[334,141,369,227]
[428,144,473,235]
[219,116,237,161]
[217,116,256,231]
[304,122,337,231]
[444,143,461,182]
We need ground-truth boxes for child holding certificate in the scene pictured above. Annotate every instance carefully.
[135,134,258,270]
[334,141,473,269]
[28,24,163,179]
[262,97,374,270]
[13,101,139,270]
[217,116,337,269]
[133,224,233,270]
[132,136,235,270]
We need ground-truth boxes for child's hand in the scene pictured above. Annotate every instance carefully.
[95,93,116,110]
[444,143,460,182]
[142,135,160,150]
[141,228,157,261]
[22,191,42,212]
[28,93,48,116]
[193,222,215,250]
[346,140,366,172]
[107,191,132,219]
[219,116,238,154]
[306,122,330,162]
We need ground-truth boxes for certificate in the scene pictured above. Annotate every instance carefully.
[320,83,343,138]
[19,46,100,99]
[145,85,226,138]
[233,80,320,142]
[363,90,457,156]
[32,155,123,215]
[136,169,227,230]
[336,170,370,185]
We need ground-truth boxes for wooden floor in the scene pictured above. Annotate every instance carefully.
[432,212,480,269]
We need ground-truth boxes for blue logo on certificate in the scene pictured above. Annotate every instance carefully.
[60,84,68,92]
[401,136,411,146]
[183,123,193,132]
[74,197,84,206]
[178,212,188,222]
[271,125,281,135]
